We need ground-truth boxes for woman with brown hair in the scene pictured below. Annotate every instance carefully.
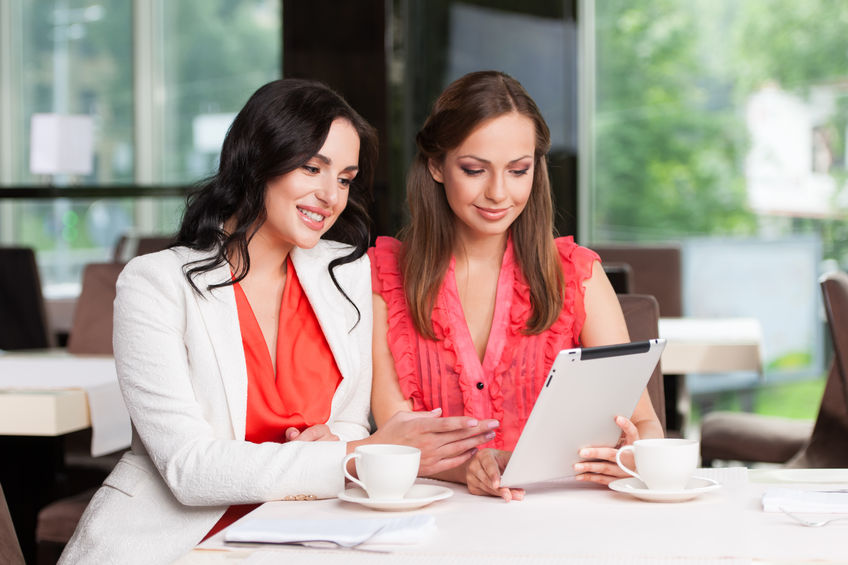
[370,71,663,501]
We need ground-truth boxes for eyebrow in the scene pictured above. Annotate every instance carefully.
[456,154,533,165]
[313,153,359,172]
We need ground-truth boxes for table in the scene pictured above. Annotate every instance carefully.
[0,350,131,562]
[175,467,847,564]
[0,350,130,454]
[659,317,764,375]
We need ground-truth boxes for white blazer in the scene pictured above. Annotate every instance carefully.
[60,240,372,565]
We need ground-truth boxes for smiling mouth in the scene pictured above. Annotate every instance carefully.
[475,206,510,219]
[298,207,326,222]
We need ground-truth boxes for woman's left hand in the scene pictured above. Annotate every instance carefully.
[285,424,339,442]
[572,415,639,486]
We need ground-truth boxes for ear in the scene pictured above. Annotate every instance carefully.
[427,158,444,184]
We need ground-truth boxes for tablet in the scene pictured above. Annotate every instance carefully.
[499,339,666,488]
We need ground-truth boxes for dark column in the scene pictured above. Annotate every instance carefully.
[283,0,391,237]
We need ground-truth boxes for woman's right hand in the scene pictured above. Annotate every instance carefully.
[466,448,524,501]
[360,408,499,476]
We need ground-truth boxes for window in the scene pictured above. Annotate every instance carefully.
[0,0,281,294]
[586,0,847,407]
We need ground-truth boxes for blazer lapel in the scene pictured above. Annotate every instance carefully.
[191,255,248,440]
[291,244,358,382]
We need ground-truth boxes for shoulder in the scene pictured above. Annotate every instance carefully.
[291,240,370,302]
[368,237,403,296]
[117,246,223,299]
[555,236,600,269]
[296,239,360,262]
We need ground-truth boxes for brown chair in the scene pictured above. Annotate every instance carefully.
[0,247,54,350]
[113,234,173,263]
[1,483,25,565]
[700,271,848,467]
[595,245,683,430]
[593,245,682,317]
[603,262,633,294]
[66,262,126,355]
[618,294,666,432]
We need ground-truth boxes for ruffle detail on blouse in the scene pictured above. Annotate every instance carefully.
[430,291,468,410]
[371,237,426,411]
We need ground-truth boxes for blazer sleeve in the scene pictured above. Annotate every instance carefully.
[113,253,349,506]
[326,253,373,442]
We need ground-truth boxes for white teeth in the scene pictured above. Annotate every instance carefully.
[298,207,324,222]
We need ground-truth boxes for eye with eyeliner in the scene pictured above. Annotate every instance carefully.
[302,164,320,174]
[461,167,485,176]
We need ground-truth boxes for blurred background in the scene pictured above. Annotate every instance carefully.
[2,0,847,431]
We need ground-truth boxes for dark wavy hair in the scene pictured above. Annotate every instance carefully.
[174,78,377,319]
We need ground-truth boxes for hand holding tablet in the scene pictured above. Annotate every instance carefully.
[499,339,666,489]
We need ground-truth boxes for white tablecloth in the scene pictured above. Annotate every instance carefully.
[0,352,131,455]
[184,467,848,564]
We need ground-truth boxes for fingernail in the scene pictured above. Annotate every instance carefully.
[487,420,500,429]
[574,463,585,471]
[466,419,479,427]
[579,449,590,457]
[485,431,496,440]
[431,407,443,415]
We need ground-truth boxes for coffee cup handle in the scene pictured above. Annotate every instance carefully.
[615,445,642,482]
[341,452,367,491]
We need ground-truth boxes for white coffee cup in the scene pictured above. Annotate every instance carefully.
[615,438,699,491]
[341,444,420,500]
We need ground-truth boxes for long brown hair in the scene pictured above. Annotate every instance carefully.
[400,70,563,339]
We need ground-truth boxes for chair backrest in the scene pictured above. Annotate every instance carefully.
[791,271,848,467]
[113,234,173,262]
[593,245,683,317]
[0,247,53,350]
[66,263,126,355]
[618,294,666,432]
[603,262,633,294]
[0,482,25,565]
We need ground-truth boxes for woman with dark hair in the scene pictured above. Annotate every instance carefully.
[61,79,491,565]
[370,71,663,501]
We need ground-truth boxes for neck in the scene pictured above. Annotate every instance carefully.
[453,227,508,266]
[227,223,292,280]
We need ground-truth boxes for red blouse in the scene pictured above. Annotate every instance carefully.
[204,257,342,539]
[369,236,598,451]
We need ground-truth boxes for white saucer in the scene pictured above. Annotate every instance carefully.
[608,476,721,502]
[338,484,453,511]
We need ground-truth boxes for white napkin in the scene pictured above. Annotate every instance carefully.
[224,515,436,546]
[762,487,848,513]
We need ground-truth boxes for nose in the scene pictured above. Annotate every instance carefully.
[315,176,340,208]
[485,173,507,203]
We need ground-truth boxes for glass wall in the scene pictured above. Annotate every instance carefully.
[588,0,848,409]
[0,0,281,293]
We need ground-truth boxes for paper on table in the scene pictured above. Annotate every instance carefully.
[224,515,436,546]
[762,487,848,513]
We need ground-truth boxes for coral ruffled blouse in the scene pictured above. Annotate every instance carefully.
[370,236,599,451]
[204,257,342,539]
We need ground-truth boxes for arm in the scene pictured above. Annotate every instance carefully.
[114,255,350,506]
[366,292,497,475]
[573,260,663,485]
